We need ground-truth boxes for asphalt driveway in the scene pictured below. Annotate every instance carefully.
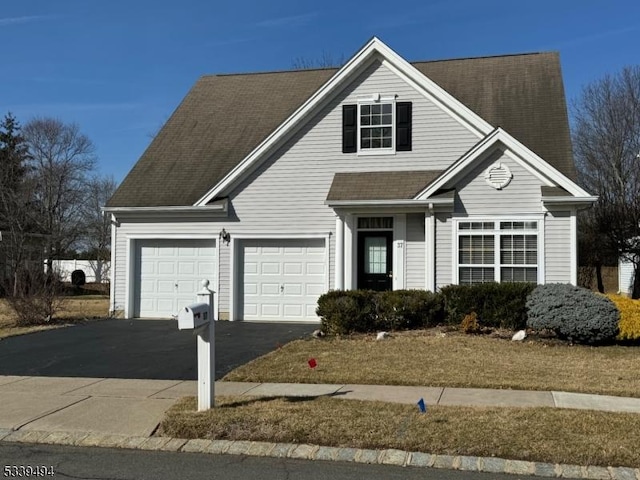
[0,319,315,380]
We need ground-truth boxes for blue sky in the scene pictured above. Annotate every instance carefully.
[2,0,639,183]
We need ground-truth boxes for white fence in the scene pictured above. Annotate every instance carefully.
[49,259,110,283]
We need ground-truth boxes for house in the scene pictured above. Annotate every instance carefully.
[104,37,596,321]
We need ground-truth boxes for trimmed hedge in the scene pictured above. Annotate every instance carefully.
[606,294,640,341]
[316,289,444,335]
[439,282,536,330]
[526,284,619,345]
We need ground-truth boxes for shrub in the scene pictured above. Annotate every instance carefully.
[316,290,376,335]
[526,284,619,344]
[375,290,444,331]
[460,311,481,334]
[316,289,444,335]
[607,294,640,341]
[440,282,536,330]
[4,268,65,326]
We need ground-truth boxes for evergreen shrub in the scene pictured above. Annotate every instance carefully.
[526,283,619,344]
[439,282,536,330]
[316,289,444,335]
[607,294,640,341]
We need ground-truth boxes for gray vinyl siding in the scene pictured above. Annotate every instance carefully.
[545,210,572,283]
[454,150,543,215]
[406,213,425,289]
[226,59,480,298]
[228,60,479,222]
[435,213,453,289]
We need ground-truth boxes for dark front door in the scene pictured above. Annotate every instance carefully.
[357,231,393,291]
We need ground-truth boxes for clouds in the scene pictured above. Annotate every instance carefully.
[256,12,318,29]
[0,15,59,27]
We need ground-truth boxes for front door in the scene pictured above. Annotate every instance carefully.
[357,231,393,291]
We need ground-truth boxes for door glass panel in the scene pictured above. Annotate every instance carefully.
[364,237,387,274]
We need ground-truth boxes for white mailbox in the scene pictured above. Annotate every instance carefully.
[177,302,210,330]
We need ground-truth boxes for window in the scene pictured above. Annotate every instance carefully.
[342,102,412,153]
[360,103,393,150]
[456,220,539,285]
[357,217,393,230]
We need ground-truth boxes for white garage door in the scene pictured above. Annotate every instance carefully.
[239,238,326,321]
[134,239,216,318]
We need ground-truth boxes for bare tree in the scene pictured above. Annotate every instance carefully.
[573,66,640,297]
[79,175,117,284]
[291,50,345,70]
[22,118,96,269]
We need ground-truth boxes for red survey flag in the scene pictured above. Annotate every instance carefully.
[308,358,317,369]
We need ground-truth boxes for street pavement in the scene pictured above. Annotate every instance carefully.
[1,443,532,480]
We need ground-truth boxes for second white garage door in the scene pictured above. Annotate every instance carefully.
[134,239,216,318]
[239,238,327,321]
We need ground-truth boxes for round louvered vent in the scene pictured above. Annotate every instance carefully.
[484,162,513,190]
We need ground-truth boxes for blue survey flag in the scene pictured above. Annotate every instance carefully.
[417,398,426,413]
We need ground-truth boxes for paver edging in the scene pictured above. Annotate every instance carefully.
[2,433,638,479]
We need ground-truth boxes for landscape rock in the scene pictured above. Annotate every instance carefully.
[512,330,527,341]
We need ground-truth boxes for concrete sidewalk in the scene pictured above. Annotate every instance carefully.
[1,375,640,438]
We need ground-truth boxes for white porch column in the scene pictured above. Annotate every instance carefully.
[335,214,345,290]
[344,214,354,289]
[425,209,435,291]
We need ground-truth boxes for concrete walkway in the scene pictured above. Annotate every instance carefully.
[1,375,640,437]
[2,375,640,479]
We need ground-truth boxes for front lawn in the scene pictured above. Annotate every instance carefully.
[0,295,109,339]
[160,395,640,468]
[223,331,640,397]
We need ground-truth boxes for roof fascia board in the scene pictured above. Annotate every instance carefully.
[325,198,454,207]
[416,128,591,199]
[194,38,384,206]
[542,196,598,204]
[103,203,228,219]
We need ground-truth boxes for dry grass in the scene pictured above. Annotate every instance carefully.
[160,395,640,468]
[0,295,109,339]
[223,332,640,397]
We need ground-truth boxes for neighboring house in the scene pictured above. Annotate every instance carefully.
[105,38,596,321]
[619,257,636,296]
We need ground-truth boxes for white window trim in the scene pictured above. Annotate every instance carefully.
[452,216,545,285]
[357,96,396,156]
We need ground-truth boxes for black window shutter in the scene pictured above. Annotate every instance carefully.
[396,102,412,151]
[342,104,357,153]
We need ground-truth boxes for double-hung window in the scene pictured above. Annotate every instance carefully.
[359,103,394,151]
[457,220,539,284]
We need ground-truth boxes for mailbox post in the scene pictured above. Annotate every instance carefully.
[177,279,215,411]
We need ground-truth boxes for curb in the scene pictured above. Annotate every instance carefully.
[1,429,639,480]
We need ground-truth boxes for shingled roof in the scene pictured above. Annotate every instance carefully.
[327,171,443,201]
[107,51,575,207]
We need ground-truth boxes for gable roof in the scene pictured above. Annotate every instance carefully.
[107,46,575,208]
[327,171,443,201]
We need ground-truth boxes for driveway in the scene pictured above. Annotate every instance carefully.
[0,319,314,380]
